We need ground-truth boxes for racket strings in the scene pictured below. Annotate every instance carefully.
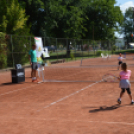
[102,75,117,82]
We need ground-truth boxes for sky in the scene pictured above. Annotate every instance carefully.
[114,0,134,37]
[115,0,134,13]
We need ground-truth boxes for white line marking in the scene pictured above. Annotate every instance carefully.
[87,120,134,126]
[1,117,134,126]
[0,85,37,96]
[37,80,102,112]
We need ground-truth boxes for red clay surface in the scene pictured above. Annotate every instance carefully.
[0,55,134,134]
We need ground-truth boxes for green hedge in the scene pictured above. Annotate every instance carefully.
[96,50,102,56]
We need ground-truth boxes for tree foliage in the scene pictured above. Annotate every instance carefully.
[0,0,124,40]
[0,32,7,69]
[18,0,45,36]
[0,1,7,32]
[83,0,124,40]
[121,7,134,43]
[47,0,89,39]
[0,0,28,34]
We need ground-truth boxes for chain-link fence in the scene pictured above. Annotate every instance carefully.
[0,35,134,69]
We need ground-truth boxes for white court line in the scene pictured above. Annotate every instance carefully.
[0,84,37,96]
[1,117,134,126]
[0,102,132,108]
[37,80,102,112]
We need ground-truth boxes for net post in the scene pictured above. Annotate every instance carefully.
[38,65,45,83]
[80,58,83,66]
[41,66,45,82]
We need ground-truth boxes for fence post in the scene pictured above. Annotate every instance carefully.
[66,39,68,62]
[30,36,31,49]
[75,39,76,61]
[56,38,58,62]
[11,35,15,68]
[81,39,83,59]
[88,40,89,58]
[93,40,95,58]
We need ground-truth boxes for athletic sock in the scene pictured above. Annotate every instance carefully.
[132,100,134,102]
[119,98,121,101]
[32,77,34,80]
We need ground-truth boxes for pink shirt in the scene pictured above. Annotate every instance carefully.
[119,70,131,80]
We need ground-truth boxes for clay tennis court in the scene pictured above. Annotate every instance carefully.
[0,55,134,134]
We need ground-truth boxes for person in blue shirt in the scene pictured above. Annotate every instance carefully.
[29,44,38,82]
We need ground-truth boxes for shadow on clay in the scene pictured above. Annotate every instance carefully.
[88,104,131,113]
[0,82,30,86]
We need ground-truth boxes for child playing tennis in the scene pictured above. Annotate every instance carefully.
[117,53,123,70]
[117,63,134,105]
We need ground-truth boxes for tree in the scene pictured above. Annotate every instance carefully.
[47,0,88,39]
[0,32,7,69]
[41,0,89,56]
[83,0,124,40]
[18,0,88,38]
[17,0,123,41]
[121,7,134,46]
[16,0,124,42]
[0,0,28,34]
[0,1,8,32]
[18,0,45,36]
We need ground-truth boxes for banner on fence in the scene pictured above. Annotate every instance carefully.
[34,37,43,57]
[34,37,44,63]
[43,47,50,58]
[34,37,50,64]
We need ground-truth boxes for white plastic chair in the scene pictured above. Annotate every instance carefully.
[101,53,108,59]
[107,53,111,58]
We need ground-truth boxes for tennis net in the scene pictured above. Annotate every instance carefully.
[39,64,134,82]
[80,56,134,66]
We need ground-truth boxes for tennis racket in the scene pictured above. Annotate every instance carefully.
[102,74,119,82]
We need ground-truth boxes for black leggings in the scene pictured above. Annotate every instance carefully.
[121,88,131,94]
[119,61,123,65]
